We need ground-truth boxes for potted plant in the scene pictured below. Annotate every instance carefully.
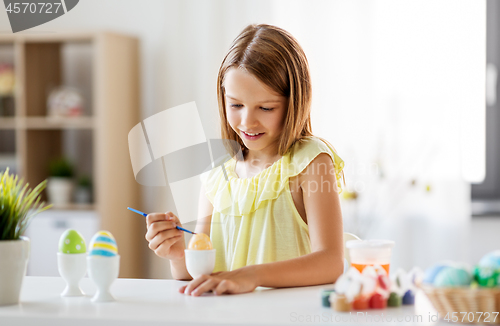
[74,175,92,204]
[47,157,74,206]
[0,168,51,305]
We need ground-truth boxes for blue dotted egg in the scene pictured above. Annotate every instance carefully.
[424,264,449,284]
[479,250,500,270]
[433,267,471,287]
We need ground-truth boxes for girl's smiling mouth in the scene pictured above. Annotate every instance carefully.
[241,130,265,140]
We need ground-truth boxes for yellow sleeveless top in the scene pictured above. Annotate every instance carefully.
[200,136,345,272]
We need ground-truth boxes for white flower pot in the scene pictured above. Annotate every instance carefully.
[47,177,74,205]
[0,237,30,306]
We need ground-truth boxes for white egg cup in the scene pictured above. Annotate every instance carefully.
[184,249,216,279]
[87,255,120,302]
[57,252,87,297]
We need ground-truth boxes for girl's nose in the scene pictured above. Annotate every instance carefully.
[241,108,258,128]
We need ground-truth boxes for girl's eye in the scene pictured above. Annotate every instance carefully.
[230,104,243,108]
[260,107,273,112]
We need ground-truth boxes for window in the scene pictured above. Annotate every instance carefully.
[471,0,500,216]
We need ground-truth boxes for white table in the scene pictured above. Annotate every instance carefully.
[0,276,443,326]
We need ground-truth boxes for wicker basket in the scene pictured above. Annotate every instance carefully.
[420,285,500,324]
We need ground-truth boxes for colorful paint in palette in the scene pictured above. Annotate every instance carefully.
[89,231,118,257]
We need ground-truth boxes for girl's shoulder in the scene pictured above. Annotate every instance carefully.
[289,136,331,156]
[286,136,344,175]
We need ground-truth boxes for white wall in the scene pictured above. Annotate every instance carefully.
[0,0,172,278]
[470,217,500,263]
[1,0,496,278]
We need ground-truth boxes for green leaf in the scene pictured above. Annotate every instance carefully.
[0,168,51,240]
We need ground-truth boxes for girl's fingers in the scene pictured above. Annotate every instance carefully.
[148,230,182,251]
[166,211,178,221]
[146,212,177,228]
[153,235,183,257]
[183,275,210,295]
[180,277,237,296]
[146,213,168,228]
[145,221,178,241]
[214,280,233,295]
[189,278,218,296]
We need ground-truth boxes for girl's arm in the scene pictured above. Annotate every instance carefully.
[170,185,213,280]
[248,152,344,287]
[181,153,344,295]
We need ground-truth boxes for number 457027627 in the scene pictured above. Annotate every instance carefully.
[5,2,62,14]
[443,312,498,323]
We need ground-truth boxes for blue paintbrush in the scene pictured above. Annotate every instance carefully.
[127,207,196,234]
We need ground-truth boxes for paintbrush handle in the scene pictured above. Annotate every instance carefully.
[127,207,196,234]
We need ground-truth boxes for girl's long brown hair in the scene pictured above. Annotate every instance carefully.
[217,24,345,186]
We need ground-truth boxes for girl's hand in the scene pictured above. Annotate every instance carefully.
[179,266,260,296]
[145,212,185,261]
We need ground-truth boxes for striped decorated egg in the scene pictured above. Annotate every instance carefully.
[89,230,118,257]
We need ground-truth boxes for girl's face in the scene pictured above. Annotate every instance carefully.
[224,67,287,156]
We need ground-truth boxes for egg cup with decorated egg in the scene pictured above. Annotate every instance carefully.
[57,229,87,297]
[185,233,216,279]
[87,231,120,303]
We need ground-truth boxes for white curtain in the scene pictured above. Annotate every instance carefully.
[272,0,484,271]
[153,0,484,276]
[363,0,483,271]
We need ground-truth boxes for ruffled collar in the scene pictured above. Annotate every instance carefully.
[227,155,284,181]
[201,137,344,216]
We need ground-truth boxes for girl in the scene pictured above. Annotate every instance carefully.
[145,24,346,296]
